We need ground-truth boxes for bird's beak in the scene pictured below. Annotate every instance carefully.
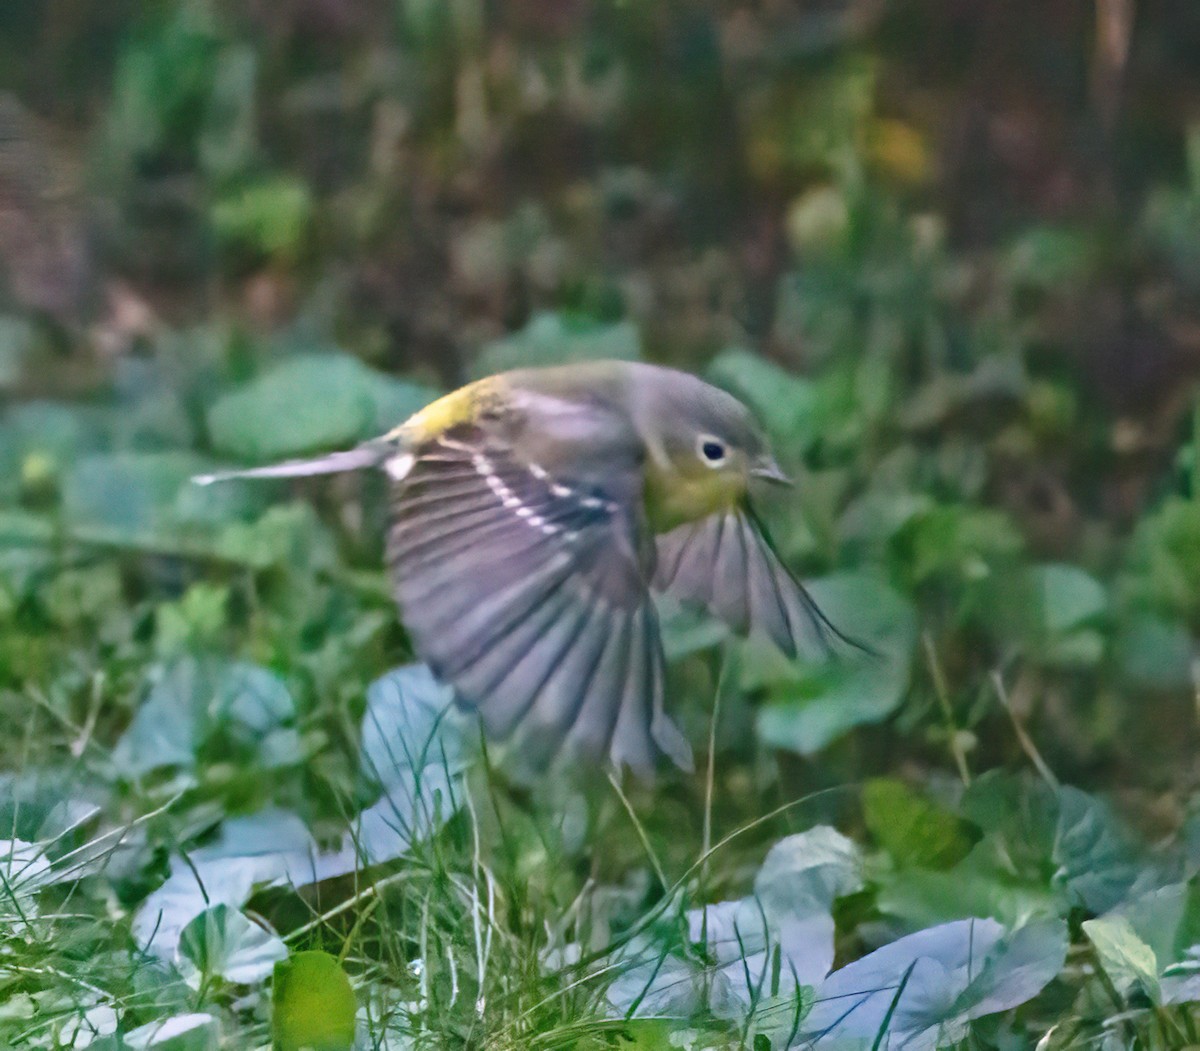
[750,456,792,486]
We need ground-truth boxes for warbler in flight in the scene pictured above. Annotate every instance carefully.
[196,361,857,775]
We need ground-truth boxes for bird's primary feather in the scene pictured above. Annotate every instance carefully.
[385,423,692,775]
[652,506,852,661]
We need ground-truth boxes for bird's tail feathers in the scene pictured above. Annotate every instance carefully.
[192,442,402,487]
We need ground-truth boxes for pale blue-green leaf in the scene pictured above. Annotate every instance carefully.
[1115,615,1193,689]
[961,775,1147,916]
[63,451,220,533]
[609,828,859,1026]
[351,665,473,865]
[0,839,50,918]
[134,809,324,957]
[1030,563,1106,635]
[60,1003,120,1049]
[113,658,294,774]
[351,765,459,867]
[801,919,1065,1050]
[605,936,706,1020]
[4,400,102,469]
[177,904,287,987]
[116,1013,220,1051]
[258,727,313,769]
[207,353,382,460]
[755,573,916,755]
[952,921,1070,1017]
[136,669,472,959]
[217,662,295,736]
[1082,880,1200,1006]
[754,825,863,916]
[687,899,826,1023]
[359,664,471,787]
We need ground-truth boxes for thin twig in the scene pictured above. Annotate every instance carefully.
[992,670,1058,788]
[607,772,667,891]
[923,632,971,786]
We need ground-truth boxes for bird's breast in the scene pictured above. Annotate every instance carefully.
[643,462,744,533]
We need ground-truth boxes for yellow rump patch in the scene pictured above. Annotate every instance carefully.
[384,378,498,444]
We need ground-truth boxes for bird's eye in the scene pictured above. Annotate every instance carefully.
[697,436,728,467]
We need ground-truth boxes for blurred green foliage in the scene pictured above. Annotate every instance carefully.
[3,0,1200,1047]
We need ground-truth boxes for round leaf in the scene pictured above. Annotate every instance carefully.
[272,951,356,1051]
[207,353,386,460]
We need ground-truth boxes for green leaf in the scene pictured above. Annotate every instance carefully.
[1127,497,1200,622]
[1029,563,1107,635]
[876,856,1058,931]
[706,348,817,444]
[901,504,1024,589]
[952,921,1072,1019]
[471,311,641,377]
[1006,225,1097,289]
[1083,915,1161,1003]
[112,657,295,775]
[1115,615,1193,689]
[62,451,196,531]
[0,839,51,919]
[272,951,357,1051]
[961,773,1142,915]
[211,504,335,570]
[177,904,287,987]
[753,825,864,917]
[986,562,1107,667]
[1082,879,1200,1006]
[207,353,430,460]
[862,779,979,870]
[755,573,917,755]
[213,175,313,259]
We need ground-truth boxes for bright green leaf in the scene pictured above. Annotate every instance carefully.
[272,951,357,1051]
[1083,915,1161,1003]
[863,779,979,870]
[213,175,312,259]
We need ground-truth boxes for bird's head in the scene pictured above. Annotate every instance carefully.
[636,368,790,526]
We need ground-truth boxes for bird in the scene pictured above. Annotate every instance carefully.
[195,360,858,776]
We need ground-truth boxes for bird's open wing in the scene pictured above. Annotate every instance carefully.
[652,506,854,661]
[387,424,691,775]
